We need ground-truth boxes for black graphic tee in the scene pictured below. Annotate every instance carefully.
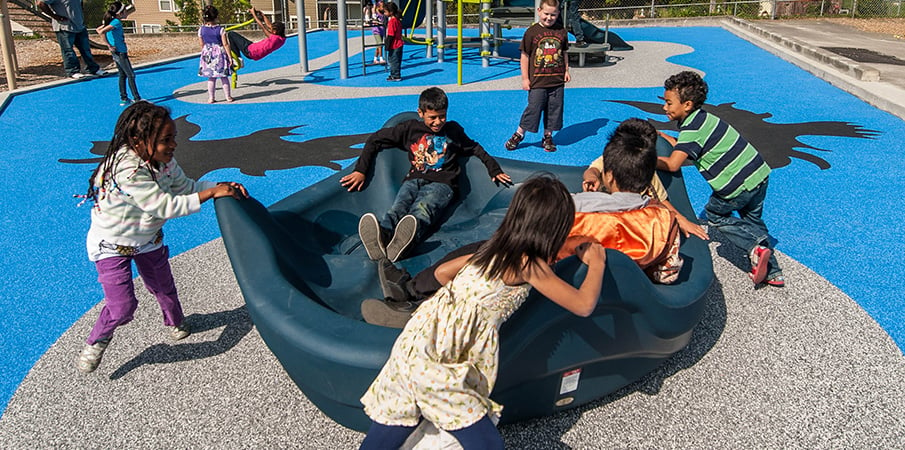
[354,119,503,187]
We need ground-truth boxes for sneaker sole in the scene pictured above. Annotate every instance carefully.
[378,260,411,300]
[750,248,772,285]
[386,215,417,262]
[358,213,386,260]
[360,298,412,328]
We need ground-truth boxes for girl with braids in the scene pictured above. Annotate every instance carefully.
[359,174,606,449]
[77,102,248,374]
[96,1,140,106]
[198,4,233,103]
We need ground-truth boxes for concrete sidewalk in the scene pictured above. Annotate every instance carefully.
[724,17,905,119]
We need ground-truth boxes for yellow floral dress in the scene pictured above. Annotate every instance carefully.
[360,264,530,431]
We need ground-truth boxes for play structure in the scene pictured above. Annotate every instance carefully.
[215,112,713,432]
[337,0,633,82]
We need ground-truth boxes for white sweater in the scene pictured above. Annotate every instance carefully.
[86,147,215,259]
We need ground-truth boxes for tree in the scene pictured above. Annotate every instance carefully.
[175,0,202,26]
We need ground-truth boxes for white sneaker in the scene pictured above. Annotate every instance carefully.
[70,73,86,79]
[373,57,379,64]
[92,69,107,76]
[77,337,111,373]
[170,322,191,340]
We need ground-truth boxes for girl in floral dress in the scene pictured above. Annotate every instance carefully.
[198,4,233,103]
[359,174,608,449]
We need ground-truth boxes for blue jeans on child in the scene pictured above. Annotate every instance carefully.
[112,52,140,101]
[87,245,184,344]
[359,416,503,449]
[703,178,781,277]
[386,46,403,78]
[56,29,100,76]
[380,178,453,243]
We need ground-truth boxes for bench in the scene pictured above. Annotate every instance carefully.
[567,42,611,67]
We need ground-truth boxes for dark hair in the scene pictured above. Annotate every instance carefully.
[418,87,448,112]
[384,1,400,18]
[102,1,125,27]
[470,174,575,280]
[664,71,708,110]
[603,118,658,194]
[202,4,219,23]
[85,102,172,202]
[272,21,286,37]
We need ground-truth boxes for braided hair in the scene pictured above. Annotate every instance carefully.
[85,101,172,203]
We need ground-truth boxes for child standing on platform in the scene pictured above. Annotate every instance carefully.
[505,0,570,153]
[657,71,784,287]
[359,175,606,449]
[77,102,248,374]
[198,4,233,103]
[384,1,403,81]
[96,1,140,106]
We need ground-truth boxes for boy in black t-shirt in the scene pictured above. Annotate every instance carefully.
[505,0,570,153]
[341,87,512,262]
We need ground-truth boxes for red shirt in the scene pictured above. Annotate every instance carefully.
[386,16,403,50]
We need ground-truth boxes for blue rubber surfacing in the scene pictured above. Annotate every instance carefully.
[0,26,903,418]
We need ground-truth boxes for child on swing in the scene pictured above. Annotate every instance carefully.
[226,7,287,69]
[76,102,248,373]
[359,174,606,449]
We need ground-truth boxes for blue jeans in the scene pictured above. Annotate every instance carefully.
[359,417,503,449]
[704,179,781,277]
[386,46,402,78]
[565,0,584,41]
[112,52,140,101]
[381,178,453,243]
[56,29,100,75]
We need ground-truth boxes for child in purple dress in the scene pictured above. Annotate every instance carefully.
[198,4,233,103]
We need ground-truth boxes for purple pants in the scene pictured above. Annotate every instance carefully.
[86,245,184,344]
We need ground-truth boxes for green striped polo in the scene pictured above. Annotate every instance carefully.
[675,108,771,199]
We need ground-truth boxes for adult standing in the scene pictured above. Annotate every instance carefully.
[563,0,586,46]
[37,0,103,78]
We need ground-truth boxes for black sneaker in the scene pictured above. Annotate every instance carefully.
[505,132,524,151]
[361,298,417,328]
[358,213,387,260]
[386,215,418,262]
[377,258,414,301]
[542,134,557,152]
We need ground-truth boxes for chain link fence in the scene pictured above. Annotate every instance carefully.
[319,0,901,30]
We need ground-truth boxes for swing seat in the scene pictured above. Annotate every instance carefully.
[215,112,713,432]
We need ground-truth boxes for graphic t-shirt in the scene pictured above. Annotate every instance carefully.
[353,119,503,187]
[519,22,569,89]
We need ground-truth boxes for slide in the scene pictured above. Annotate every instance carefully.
[579,17,633,51]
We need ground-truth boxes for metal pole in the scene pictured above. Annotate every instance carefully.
[457,0,462,85]
[770,0,777,18]
[480,0,490,68]
[650,0,655,17]
[425,0,432,59]
[338,0,348,79]
[437,0,445,63]
[296,0,309,73]
[0,0,17,90]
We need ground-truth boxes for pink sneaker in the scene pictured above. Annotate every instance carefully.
[749,246,772,285]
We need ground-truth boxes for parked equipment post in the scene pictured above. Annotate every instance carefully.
[295,0,309,73]
[437,0,446,63]
[338,0,348,79]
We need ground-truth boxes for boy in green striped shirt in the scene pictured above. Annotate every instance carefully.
[656,71,784,287]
